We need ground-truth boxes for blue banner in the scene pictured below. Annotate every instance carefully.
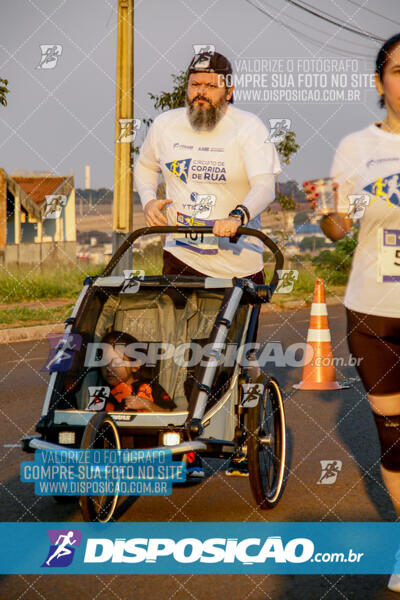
[1,522,400,574]
[20,449,186,496]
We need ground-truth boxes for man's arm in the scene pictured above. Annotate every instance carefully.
[240,173,276,221]
[240,116,281,220]
[134,123,160,209]
[213,174,276,236]
[134,122,172,225]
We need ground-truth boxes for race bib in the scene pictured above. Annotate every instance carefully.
[173,212,218,255]
[377,228,400,282]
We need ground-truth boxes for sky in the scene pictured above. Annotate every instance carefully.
[0,0,399,189]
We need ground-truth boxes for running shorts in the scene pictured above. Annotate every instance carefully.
[346,308,400,395]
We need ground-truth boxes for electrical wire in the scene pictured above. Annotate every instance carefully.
[344,0,400,28]
[285,0,385,42]
[244,0,375,58]
[261,0,373,50]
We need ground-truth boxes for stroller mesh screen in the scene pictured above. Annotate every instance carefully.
[92,288,248,411]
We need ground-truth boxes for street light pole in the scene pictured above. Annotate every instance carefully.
[112,0,133,275]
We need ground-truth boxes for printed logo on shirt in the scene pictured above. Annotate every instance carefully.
[191,159,227,183]
[197,146,224,152]
[165,159,192,183]
[187,192,216,218]
[173,142,194,150]
[363,173,400,207]
[165,158,227,184]
[366,158,399,168]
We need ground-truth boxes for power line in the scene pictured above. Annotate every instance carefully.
[261,0,373,50]
[344,0,400,28]
[285,0,385,43]
[244,0,375,58]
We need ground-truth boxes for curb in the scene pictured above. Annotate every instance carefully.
[0,323,64,344]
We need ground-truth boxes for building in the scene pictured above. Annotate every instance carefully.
[0,169,76,266]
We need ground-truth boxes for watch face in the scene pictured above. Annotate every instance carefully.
[230,209,244,224]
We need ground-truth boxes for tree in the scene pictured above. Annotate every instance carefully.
[132,70,187,161]
[299,235,327,252]
[0,78,9,107]
[148,71,187,111]
[268,130,300,251]
[312,227,358,285]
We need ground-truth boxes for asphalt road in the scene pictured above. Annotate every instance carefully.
[0,305,398,599]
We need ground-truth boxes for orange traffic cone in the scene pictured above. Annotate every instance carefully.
[293,278,348,390]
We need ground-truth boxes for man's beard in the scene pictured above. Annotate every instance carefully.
[186,92,228,132]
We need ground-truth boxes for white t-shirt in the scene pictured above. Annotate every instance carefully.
[134,105,281,278]
[331,123,400,317]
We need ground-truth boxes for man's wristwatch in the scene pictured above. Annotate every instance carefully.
[228,205,249,226]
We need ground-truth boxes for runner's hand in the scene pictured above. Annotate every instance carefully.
[213,217,241,237]
[144,199,172,226]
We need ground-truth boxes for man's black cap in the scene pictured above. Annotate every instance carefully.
[187,51,234,103]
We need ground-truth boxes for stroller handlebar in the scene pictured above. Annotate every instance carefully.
[102,226,284,291]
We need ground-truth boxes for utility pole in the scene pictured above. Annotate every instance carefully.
[112,0,133,275]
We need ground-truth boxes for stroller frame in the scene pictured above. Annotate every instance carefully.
[22,226,287,521]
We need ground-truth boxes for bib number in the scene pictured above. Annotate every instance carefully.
[174,213,218,254]
[377,228,400,282]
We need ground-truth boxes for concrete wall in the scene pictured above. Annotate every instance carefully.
[2,241,77,266]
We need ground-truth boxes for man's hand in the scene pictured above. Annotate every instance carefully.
[144,199,173,227]
[213,217,241,237]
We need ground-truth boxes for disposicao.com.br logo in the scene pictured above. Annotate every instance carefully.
[82,536,363,565]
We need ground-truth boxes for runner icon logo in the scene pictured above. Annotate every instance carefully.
[117,119,141,143]
[268,119,291,143]
[87,386,110,411]
[193,45,215,57]
[347,194,370,219]
[317,460,342,485]
[165,159,192,183]
[121,270,145,294]
[42,529,82,567]
[36,45,63,70]
[276,270,299,294]
[43,195,67,219]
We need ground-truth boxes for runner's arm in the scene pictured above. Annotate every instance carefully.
[134,123,161,209]
[239,115,281,220]
[240,173,276,221]
[321,135,356,241]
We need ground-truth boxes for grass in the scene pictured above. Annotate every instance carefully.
[0,248,346,328]
[0,264,102,304]
[265,266,346,306]
[0,304,74,328]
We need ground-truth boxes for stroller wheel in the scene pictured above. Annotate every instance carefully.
[79,412,121,523]
[246,374,286,509]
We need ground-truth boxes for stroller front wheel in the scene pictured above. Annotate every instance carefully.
[246,374,286,509]
[79,412,121,523]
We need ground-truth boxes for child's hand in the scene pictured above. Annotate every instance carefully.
[124,394,150,411]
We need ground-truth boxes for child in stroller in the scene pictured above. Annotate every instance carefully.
[96,330,176,413]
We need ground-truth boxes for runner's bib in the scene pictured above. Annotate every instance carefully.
[173,212,219,255]
[377,228,400,282]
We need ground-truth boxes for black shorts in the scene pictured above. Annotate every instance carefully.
[346,308,400,395]
[162,250,265,284]
[162,250,263,340]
